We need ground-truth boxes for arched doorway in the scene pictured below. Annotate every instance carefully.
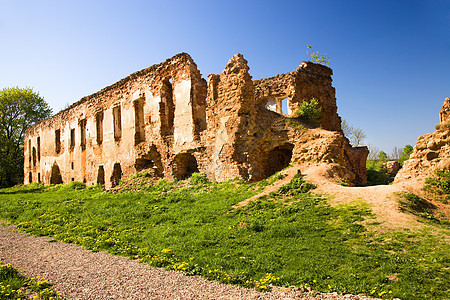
[265,144,294,178]
[110,163,122,187]
[50,163,63,184]
[173,153,199,180]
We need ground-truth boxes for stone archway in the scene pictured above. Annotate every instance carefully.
[173,153,199,180]
[265,143,294,178]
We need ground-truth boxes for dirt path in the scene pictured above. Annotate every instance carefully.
[0,223,380,300]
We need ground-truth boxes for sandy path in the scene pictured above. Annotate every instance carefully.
[0,223,379,300]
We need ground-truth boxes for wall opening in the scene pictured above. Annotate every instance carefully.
[97,165,105,185]
[70,128,75,149]
[96,111,103,144]
[110,162,122,187]
[281,98,290,115]
[32,147,37,167]
[37,137,41,161]
[160,78,174,136]
[55,129,61,154]
[265,144,294,178]
[28,139,31,165]
[134,99,145,144]
[113,106,122,141]
[135,146,163,177]
[37,173,41,183]
[28,172,32,183]
[80,119,87,150]
[173,153,199,180]
[50,164,63,184]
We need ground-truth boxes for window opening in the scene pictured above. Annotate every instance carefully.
[160,78,174,136]
[80,119,87,150]
[37,173,41,183]
[96,111,104,144]
[70,128,75,148]
[28,139,32,164]
[29,172,32,183]
[113,106,122,140]
[281,98,290,115]
[37,137,41,161]
[134,99,145,144]
[32,147,37,167]
[55,129,61,154]
[135,146,163,177]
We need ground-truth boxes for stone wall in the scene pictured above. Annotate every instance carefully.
[24,53,367,188]
[395,97,450,182]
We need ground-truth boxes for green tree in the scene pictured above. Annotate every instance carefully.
[0,87,52,187]
[378,151,389,162]
[398,144,414,165]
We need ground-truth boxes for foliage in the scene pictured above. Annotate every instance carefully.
[0,87,52,187]
[277,173,316,195]
[398,145,413,165]
[341,120,366,147]
[295,98,322,125]
[0,181,449,299]
[190,172,209,185]
[365,160,394,186]
[306,45,330,66]
[425,169,450,204]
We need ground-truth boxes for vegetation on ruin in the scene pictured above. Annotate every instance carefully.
[0,87,52,188]
[425,169,450,204]
[295,98,322,126]
[0,174,448,300]
[0,262,62,299]
[306,45,330,66]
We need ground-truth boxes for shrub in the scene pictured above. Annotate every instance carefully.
[295,98,322,125]
[190,172,209,185]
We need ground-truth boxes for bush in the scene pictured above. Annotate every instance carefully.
[295,98,322,125]
[190,172,209,185]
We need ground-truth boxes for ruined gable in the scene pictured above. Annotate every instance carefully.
[24,53,367,188]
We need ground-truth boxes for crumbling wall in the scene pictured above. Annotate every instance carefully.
[395,97,450,182]
[24,52,367,188]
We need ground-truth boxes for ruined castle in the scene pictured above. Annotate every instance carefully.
[24,53,368,188]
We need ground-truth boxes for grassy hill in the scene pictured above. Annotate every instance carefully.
[0,172,448,299]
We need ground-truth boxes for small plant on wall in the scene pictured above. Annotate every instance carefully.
[295,98,323,126]
[306,45,330,66]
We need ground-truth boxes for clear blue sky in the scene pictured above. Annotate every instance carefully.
[1,0,449,154]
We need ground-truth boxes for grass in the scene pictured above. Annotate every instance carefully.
[0,176,449,299]
[0,262,62,299]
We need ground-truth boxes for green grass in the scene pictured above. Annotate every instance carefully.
[0,262,62,299]
[0,177,448,299]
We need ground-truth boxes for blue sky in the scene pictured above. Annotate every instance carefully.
[1,0,449,154]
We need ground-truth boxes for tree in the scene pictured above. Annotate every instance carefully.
[0,87,52,187]
[378,151,389,162]
[367,143,380,160]
[398,144,414,165]
[341,119,367,147]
